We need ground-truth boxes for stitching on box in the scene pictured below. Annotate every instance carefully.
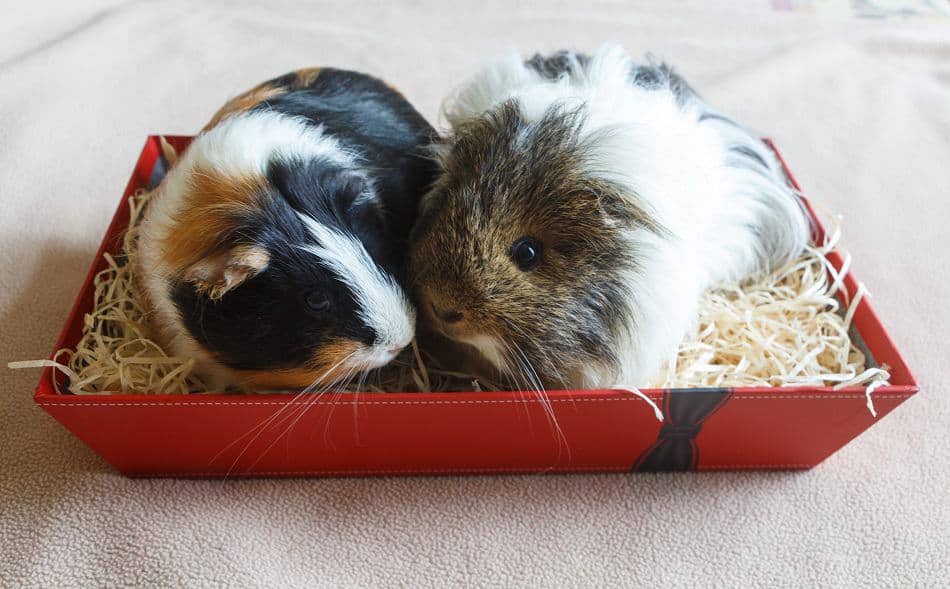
[124,464,815,476]
[38,398,659,407]
[698,464,814,469]
[36,393,915,408]
[128,466,632,476]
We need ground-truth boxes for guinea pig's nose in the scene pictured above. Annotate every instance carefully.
[431,302,464,324]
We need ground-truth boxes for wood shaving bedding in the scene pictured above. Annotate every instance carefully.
[10,190,889,401]
[647,236,889,391]
[10,191,207,395]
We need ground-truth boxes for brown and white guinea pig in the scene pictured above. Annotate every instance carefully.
[138,68,438,390]
[409,45,810,390]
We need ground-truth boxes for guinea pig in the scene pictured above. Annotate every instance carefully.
[138,68,438,390]
[409,45,810,390]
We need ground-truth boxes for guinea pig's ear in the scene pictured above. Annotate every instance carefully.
[183,245,270,301]
[333,172,386,233]
[333,172,368,211]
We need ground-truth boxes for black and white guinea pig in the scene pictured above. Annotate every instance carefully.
[409,45,810,390]
[139,68,437,390]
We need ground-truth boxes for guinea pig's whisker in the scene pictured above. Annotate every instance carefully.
[353,367,372,433]
[244,353,363,472]
[355,368,370,393]
[213,384,311,470]
[505,320,564,387]
[272,351,362,447]
[219,351,357,475]
[301,359,360,422]
[499,339,544,422]
[319,363,364,449]
[505,345,550,433]
[351,373,369,445]
[505,342,550,421]
[508,340,571,464]
[497,344,536,435]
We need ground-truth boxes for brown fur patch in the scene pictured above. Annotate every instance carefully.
[308,338,364,377]
[203,83,286,131]
[381,79,406,99]
[232,368,326,390]
[232,338,363,390]
[294,67,322,88]
[202,68,324,131]
[160,167,266,275]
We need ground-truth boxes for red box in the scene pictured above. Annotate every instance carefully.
[32,137,918,477]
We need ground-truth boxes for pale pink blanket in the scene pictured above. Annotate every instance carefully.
[2,1,948,586]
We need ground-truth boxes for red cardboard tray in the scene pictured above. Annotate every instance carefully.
[32,137,918,477]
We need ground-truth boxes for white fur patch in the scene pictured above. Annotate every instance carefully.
[460,334,507,370]
[183,109,355,178]
[297,214,415,352]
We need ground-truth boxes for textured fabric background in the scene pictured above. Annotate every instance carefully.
[1,1,948,586]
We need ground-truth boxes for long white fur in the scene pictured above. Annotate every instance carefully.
[138,111,399,388]
[445,44,810,387]
[297,213,416,356]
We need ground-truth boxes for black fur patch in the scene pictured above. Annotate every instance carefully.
[525,51,590,79]
[255,68,438,258]
[698,112,738,125]
[729,144,769,169]
[627,61,701,107]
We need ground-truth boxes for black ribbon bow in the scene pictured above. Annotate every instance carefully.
[633,388,732,471]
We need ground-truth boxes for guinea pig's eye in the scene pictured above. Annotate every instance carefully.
[510,237,543,272]
[304,290,331,313]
